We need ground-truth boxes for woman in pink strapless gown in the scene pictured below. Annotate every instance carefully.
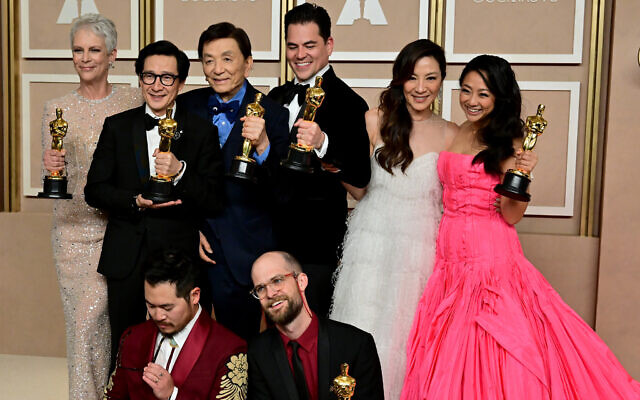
[401,55,640,399]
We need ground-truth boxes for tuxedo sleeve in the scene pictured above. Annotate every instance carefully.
[352,332,385,400]
[246,345,274,400]
[172,121,224,216]
[102,328,134,400]
[323,97,371,188]
[85,117,139,217]
[205,346,248,400]
[264,104,290,167]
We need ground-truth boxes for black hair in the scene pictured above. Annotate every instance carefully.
[460,55,524,175]
[144,249,199,301]
[285,3,331,42]
[197,22,252,60]
[376,39,446,174]
[135,40,190,82]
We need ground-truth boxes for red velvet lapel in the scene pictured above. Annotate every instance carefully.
[170,312,211,387]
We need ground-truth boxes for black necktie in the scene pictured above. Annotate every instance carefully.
[282,82,310,106]
[144,114,159,131]
[289,341,310,400]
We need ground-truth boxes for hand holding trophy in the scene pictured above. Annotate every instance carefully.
[494,104,548,202]
[144,107,178,203]
[330,363,356,400]
[228,92,265,183]
[281,76,325,173]
[38,107,72,199]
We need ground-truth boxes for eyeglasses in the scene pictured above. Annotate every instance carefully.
[140,72,179,86]
[250,272,297,300]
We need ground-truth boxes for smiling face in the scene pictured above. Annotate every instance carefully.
[402,56,443,119]
[140,54,185,117]
[201,38,252,102]
[145,281,199,335]
[72,28,115,85]
[285,22,333,82]
[459,70,495,124]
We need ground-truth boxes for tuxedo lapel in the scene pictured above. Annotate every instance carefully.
[131,107,150,184]
[270,331,300,400]
[169,105,187,159]
[317,319,332,400]
[170,312,211,387]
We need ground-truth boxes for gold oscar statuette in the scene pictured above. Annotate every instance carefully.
[228,92,265,183]
[38,107,72,199]
[280,75,326,173]
[144,107,178,203]
[330,363,356,400]
[494,104,548,202]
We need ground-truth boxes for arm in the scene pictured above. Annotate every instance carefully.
[498,149,538,225]
[208,349,248,400]
[352,333,384,400]
[102,329,133,400]
[342,108,381,200]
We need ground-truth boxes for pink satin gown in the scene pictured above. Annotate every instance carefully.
[401,151,640,399]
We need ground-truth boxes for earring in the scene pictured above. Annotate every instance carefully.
[109,61,114,69]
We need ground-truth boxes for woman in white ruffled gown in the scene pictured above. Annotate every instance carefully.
[330,39,457,400]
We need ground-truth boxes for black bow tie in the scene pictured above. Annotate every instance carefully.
[145,114,160,131]
[282,82,310,106]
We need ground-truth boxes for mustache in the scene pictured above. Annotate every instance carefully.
[266,295,288,307]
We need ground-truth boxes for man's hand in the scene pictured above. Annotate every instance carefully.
[241,116,269,155]
[43,149,66,173]
[153,149,182,177]
[198,231,216,264]
[136,194,182,209]
[294,119,325,149]
[143,362,174,400]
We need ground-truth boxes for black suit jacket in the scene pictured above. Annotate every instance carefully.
[85,104,224,279]
[268,67,371,265]
[247,318,384,400]
[177,83,290,286]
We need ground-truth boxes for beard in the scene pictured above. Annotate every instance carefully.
[265,294,303,326]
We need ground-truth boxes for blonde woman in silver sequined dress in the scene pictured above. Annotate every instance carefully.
[41,14,142,400]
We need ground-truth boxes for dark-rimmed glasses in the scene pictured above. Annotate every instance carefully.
[250,272,297,300]
[140,72,179,86]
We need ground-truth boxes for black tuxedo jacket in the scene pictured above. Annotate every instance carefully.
[247,318,384,400]
[268,67,371,265]
[85,104,224,279]
[177,83,290,286]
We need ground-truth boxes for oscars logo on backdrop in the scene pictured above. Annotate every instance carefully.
[337,0,387,25]
[57,0,99,24]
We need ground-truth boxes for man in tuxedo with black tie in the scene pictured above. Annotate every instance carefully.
[268,3,371,318]
[85,40,224,371]
[178,22,290,341]
[247,251,384,400]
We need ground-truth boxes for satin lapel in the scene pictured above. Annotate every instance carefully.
[317,319,331,400]
[170,105,187,159]
[270,331,300,400]
[170,312,211,387]
[132,107,150,184]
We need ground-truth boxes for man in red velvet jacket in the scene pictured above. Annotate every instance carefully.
[103,249,247,400]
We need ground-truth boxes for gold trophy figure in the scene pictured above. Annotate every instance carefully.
[330,363,356,399]
[38,107,72,199]
[228,92,265,183]
[494,104,548,202]
[280,75,325,173]
[144,107,178,203]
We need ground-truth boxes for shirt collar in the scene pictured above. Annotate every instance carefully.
[168,304,201,348]
[279,312,319,353]
[145,103,178,119]
[214,79,247,104]
[294,64,330,86]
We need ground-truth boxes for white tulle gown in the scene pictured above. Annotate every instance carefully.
[330,141,442,400]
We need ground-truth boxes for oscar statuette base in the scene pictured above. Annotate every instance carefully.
[228,156,258,183]
[280,143,314,174]
[37,176,73,199]
[494,171,531,202]
[144,178,175,204]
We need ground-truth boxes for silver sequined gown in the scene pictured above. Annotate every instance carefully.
[41,86,142,400]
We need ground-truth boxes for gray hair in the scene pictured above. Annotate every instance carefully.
[70,14,117,53]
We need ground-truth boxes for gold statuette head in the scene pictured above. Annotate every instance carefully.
[158,107,178,153]
[330,363,356,399]
[49,107,69,151]
[522,104,548,151]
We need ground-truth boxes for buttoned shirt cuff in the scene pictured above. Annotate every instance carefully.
[313,132,328,158]
[172,161,186,185]
[169,386,178,400]
[252,144,270,165]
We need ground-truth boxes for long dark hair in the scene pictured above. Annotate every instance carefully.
[461,55,524,175]
[376,39,446,174]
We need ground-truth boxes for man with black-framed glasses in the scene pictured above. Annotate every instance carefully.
[85,40,224,372]
[247,251,384,400]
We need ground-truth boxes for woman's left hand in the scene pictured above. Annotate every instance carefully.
[515,149,538,174]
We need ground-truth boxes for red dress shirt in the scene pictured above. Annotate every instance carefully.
[279,313,319,400]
